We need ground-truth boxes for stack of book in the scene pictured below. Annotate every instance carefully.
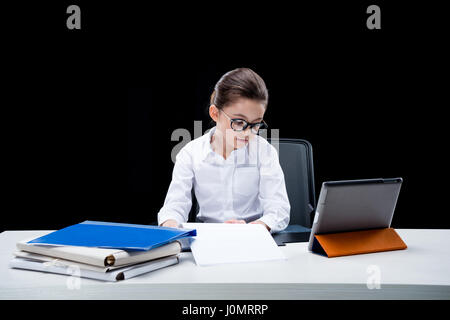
[9,221,196,282]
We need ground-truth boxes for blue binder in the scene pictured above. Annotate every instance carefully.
[27,220,197,251]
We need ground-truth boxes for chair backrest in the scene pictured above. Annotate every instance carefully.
[268,138,316,228]
[188,138,316,227]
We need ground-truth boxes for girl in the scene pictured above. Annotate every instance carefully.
[158,68,290,233]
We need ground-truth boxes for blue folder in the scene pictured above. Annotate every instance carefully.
[27,220,197,251]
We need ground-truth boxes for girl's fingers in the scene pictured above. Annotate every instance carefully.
[224,220,246,224]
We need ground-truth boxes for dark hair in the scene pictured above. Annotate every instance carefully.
[210,68,268,110]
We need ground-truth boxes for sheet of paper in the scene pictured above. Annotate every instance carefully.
[182,223,286,266]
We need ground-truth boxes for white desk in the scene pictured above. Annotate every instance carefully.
[1,229,449,300]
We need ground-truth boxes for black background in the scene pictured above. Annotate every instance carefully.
[2,1,449,314]
[2,1,448,233]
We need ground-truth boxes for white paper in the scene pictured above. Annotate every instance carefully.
[182,223,286,266]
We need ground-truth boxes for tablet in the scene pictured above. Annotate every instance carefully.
[307,178,403,251]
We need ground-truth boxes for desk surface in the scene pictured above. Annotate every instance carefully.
[1,229,450,299]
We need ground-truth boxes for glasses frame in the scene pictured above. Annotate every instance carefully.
[220,109,268,134]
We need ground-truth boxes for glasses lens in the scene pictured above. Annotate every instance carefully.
[231,120,246,131]
[251,122,267,134]
[251,124,261,134]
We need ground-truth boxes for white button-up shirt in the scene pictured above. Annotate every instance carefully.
[157,126,291,233]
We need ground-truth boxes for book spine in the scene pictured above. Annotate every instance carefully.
[16,242,106,267]
[112,241,182,267]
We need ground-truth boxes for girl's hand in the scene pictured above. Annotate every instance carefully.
[249,220,271,231]
[224,219,246,224]
[160,219,180,228]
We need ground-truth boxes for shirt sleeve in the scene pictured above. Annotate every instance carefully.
[157,147,194,226]
[256,143,291,233]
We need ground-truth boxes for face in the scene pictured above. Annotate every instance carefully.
[209,98,266,150]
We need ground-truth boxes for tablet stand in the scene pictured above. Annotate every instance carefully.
[311,228,407,258]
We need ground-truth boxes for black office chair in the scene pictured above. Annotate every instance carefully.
[267,138,316,243]
[268,138,316,229]
[188,138,316,235]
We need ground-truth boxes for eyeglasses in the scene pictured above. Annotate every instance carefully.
[220,109,268,134]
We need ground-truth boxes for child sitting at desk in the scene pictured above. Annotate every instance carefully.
[158,68,290,233]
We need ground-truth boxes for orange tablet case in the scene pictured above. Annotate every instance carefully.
[312,227,407,258]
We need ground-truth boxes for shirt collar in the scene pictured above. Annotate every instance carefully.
[201,126,216,161]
